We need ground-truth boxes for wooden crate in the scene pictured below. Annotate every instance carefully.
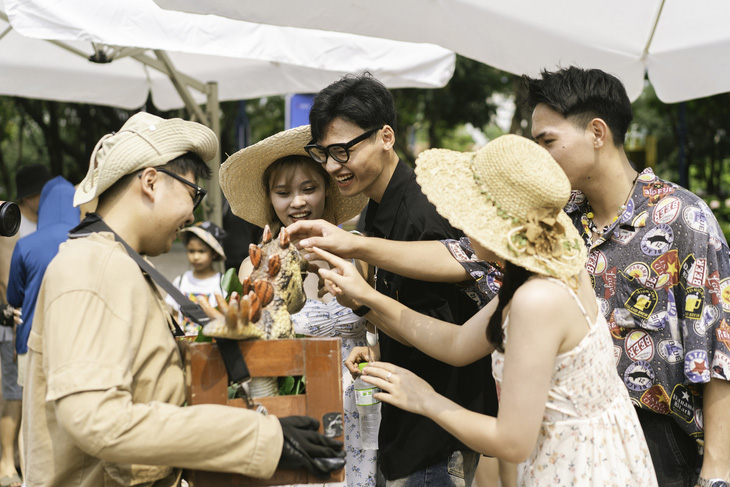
[180,338,345,486]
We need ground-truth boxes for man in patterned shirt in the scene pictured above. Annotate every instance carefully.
[521,66,730,487]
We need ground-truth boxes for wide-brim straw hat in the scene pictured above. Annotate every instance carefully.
[74,112,218,207]
[415,134,586,280]
[219,125,367,227]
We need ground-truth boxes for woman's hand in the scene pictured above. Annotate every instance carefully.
[344,346,380,377]
[361,362,436,417]
[311,246,375,308]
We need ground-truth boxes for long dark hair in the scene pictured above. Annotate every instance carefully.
[486,261,534,353]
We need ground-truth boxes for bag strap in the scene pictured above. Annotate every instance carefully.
[69,214,251,388]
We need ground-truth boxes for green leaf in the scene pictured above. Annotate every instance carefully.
[279,376,295,395]
[221,267,244,298]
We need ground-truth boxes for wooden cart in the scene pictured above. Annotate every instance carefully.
[180,338,345,486]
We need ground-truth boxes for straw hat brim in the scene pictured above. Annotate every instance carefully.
[180,226,226,260]
[220,125,367,228]
[415,146,586,280]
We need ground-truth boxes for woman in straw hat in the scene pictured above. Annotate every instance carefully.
[220,125,375,487]
[311,135,657,486]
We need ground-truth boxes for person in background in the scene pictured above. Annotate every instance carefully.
[22,112,343,486]
[524,66,730,487]
[165,220,226,336]
[5,175,79,483]
[14,164,51,239]
[219,124,374,487]
[312,134,658,486]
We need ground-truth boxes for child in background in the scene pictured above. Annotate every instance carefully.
[166,220,227,335]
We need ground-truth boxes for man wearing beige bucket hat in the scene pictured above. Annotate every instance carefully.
[21,112,343,486]
[295,72,496,486]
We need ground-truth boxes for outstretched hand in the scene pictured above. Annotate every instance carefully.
[311,246,374,309]
[286,219,360,259]
[278,416,345,478]
[360,362,436,417]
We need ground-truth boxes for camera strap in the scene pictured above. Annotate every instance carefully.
[68,213,252,388]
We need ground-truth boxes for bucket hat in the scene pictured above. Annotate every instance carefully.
[415,134,586,280]
[15,164,51,200]
[180,220,226,260]
[219,125,367,228]
[74,112,217,207]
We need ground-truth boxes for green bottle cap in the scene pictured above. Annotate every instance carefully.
[358,362,369,372]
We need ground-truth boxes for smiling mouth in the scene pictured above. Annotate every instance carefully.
[334,174,354,184]
[289,211,311,220]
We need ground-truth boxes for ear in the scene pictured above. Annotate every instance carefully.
[589,118,610,149]
[381,125,396,151]
[138,167,158,203]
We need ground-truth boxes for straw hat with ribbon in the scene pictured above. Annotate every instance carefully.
[415,134,586,280]
[180,220,227,260]
[74,112,217,207]
[220,125,367,228]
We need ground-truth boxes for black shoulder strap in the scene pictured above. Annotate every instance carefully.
[69,214,250,385]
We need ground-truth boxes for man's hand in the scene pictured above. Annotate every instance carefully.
[286,219,361,259]
[345,346,380,377]
[277,416,345,478]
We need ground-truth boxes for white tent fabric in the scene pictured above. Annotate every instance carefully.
[2,0,455,110]
[154,0,730,103]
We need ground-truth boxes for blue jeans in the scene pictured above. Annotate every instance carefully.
[383,450,479,487]
[636,407,700,487]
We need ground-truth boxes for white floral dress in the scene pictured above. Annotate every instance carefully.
[289,298,377,487]
[491,280,657,486]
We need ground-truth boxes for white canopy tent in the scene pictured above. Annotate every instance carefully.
[154,0,730,103]
[1,0,455,224]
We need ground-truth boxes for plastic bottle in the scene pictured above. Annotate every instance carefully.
[354,362,381,450]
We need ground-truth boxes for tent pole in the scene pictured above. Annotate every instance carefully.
[153,50,210,126]
[206,82,223,228]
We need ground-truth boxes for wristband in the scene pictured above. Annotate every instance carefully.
[353,305,371,317]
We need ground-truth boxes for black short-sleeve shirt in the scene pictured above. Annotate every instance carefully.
[363,160,498,480]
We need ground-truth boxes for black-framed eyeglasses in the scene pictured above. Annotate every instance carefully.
[305,127,381,164]
[157,169,207,210]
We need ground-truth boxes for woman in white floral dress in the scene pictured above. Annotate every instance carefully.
[311,135,657,486]
[227,126,376,487]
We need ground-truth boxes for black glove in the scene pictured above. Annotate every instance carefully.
[277,415,345,478]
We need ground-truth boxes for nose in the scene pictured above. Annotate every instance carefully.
[184,208,194,226]
[291,193,306,208]
[324,155,343,174]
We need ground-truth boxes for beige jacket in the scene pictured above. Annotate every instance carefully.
[23,232,283,486]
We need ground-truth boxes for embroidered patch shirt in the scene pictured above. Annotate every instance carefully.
[565,167,730,442]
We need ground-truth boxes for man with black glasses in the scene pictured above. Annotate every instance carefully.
[305,73,497,487]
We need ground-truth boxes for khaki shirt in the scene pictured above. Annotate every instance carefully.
[23,232,283,486]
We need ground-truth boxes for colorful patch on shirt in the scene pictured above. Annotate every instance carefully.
[683,206,712,234]
[719,278,730,312]
[696,304,720,336]
[624,262,651,286]
[711,351,730,381]
[684,350,711,383]
[638,171,658,184]
[447,240,470,262]
[608,310,630,340]
[643,181,676,205]
[652,196,681,225]
[631,211,649,228]
[613,345,622,365]
[694,409,704,434]
[586,249,608,275]
[624,360,655,391]
[625,288,658,319]
[597,296,610,319]
[602,266,617,299]
[611,225,639,245]
[625,330,655,361]
[640,384,671,414]
[669,384,695,423]
[716,319,730,349]
[651,249,679,289]
[640,224,674,256]
[657,339,684,364]
[706,271,721,306]
[684,287,705,321]
[641,311,667,331]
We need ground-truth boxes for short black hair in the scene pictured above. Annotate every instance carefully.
[309,72,397,142]
[98,151,211,206]
[522,66,633,147]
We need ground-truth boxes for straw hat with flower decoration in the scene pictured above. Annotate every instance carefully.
[219,125,367,228]
[415,134,586,281]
